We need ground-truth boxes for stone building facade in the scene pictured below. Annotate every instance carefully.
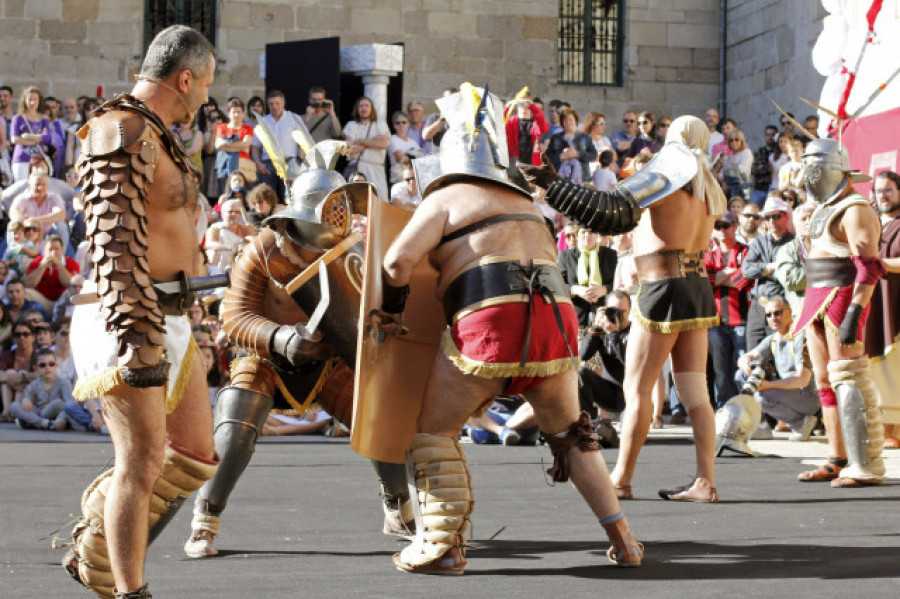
[0,0,833,146]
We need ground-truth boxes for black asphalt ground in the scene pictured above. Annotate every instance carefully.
[2,423,899,598]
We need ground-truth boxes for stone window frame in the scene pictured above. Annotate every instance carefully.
[557,0,625,87]
[143,0,217,53]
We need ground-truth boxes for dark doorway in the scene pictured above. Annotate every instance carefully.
[265,37,341,117]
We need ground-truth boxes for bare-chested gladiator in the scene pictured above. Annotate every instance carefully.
[62,26,219,599]
[789,138,885,487]
[524,115,727,503]
[378,86,642,575]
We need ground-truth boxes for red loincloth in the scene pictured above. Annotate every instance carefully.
[791,284,870,345]
[443,296,578,395]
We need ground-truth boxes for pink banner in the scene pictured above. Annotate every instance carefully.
[840,106,900,197]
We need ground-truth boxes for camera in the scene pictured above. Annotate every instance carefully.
[741,364,767,395]
[603,306,623,322]
[310,100,332,109]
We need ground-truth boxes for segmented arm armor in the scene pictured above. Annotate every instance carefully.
[76,104,165,367]
[543,177,642,236]
[219,232,284,359]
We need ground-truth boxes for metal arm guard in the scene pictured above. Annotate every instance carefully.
[70,441,218,598]
[543,177,643,235]
[192,385,274,535]
[220,230,306,360]
[396,434,473,570]
[829,357,885,483]
[76,94,200,368]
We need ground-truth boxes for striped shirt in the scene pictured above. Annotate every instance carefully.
[706,241,752,326]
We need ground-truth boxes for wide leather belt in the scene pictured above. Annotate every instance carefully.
[805,257,856,288]
[442,259,570,325]
[634,250,706,282]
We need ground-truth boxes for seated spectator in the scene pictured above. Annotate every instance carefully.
[10,347,71,430]
[0,320,39,421]
[545,107,597,183]
[205,198,256,270]
[261,409,334,436]
[34,322,54,349]
[0,302,11,350]
[578,291,632,421]
[198,339,224,406]
[23,235,79,315]
[246,183,282,227]
[3,221,40,278]
[51,273,83,321]
[52,317,75,386]
[625,111,663,158]
[592,149,617,191]
[735,296,818,441]
[9,171,71,254]
[465,395,540,445]
[4,279,47,325]
[188,300,208,326]
[558,226,616,328]
[389,165,422,212]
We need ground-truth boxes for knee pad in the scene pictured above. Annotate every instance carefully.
[673,372,709,411]
[818,387,837,408]
[542,411,600,483]
[229,356,278,396]
[401,434,473,568]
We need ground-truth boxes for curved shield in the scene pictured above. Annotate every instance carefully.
[352,197,444,464]
[619,141,698,208]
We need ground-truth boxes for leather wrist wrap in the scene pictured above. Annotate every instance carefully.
[851,255,886,285]
[120,361,171,388]
[544,177,641,235]
[381,278,409,314]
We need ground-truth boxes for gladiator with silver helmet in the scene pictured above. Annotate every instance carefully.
[789,136,886,487]
[183,135,415,560]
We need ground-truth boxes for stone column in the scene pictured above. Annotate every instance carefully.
[340,44,404,124]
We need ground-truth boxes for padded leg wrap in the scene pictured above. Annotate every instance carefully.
[192,386,273,529]
[70,443,217,599]
[397,434,474,569]
[542,411,601,483]
[828,358,885,482]
[673,372,709,411]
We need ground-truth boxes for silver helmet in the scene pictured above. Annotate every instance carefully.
[801,138,871,205]
[264,140,372,250]
[715,393,762,457]
[415,84,531,201]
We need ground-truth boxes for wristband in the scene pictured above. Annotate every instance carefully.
[381,278,410,314]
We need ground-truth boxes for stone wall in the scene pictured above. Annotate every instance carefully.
[0,0,726,132]
[724,0,827,148]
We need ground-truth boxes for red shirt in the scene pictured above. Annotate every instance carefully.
[215,123,254,159]
[25,256,80,302]
[705,241,752,326]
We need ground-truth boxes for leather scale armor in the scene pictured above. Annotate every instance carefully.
[75,94,201,368]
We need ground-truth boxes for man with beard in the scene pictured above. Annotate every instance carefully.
[864,170,900,448]
[736,202,760,245]
[62,26,218,598]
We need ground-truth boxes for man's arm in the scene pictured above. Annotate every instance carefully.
[773,240,806,291]
[383,196,447,287]
[838,204,886,344]
[741,236,767,279]
[759,366,812,391]
[23,257,49,288]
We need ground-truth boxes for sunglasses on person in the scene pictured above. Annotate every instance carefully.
[394,120,408,125]
[763,213,784,221]
[623,119,635,123]
[638,120,651,125]
[765,308,785,318]
[37,361,57,368]
[741,212,761,220]
[24,226,39,232]
[714,222,734,230]
[13,331,32,338]
[658,122,671,128]
[728,138,741,143]
[594,120,606,125]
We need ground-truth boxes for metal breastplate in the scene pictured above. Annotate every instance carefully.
[809,194,871,258]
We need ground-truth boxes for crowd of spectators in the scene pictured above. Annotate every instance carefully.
[1,80,894,448]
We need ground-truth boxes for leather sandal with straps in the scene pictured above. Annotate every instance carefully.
[798,460,844,482]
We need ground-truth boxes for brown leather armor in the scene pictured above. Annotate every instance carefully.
[75,94,200,368]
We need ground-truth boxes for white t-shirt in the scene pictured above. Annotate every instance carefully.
[343,120,389,164]
[389,181,421,210]
[592,167,617,191]
[387,135,421,167]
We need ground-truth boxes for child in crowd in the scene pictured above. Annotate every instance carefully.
[3,221,39,277]
[34,323,54,349]
[592,150,617,191]
[10,347,70,430]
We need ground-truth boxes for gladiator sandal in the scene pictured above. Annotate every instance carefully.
[392,434,473,575]
[115,584,152,598]
[602,515,644,567]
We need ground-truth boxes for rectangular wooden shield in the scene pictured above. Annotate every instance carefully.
[351,195,444,463]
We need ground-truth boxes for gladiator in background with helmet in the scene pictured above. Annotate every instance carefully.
[789,137,886,487]
[183,136,414,559]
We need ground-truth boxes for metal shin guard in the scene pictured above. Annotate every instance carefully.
[373,460,414,537]
[191,387,274,534]
[828,358,885,482]
[70,444,217,599]
[397,434,474,569]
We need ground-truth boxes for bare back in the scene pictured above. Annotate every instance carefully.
[428,182,557,295]
[631,189,716,256]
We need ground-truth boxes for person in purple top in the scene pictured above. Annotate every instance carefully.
[9,86,52,182]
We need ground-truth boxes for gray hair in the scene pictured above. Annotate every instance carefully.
[140,25,215,81]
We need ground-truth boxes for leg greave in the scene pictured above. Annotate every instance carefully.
[828,357,885,481]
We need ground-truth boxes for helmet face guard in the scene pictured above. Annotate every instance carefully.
[715,393,761,457]
[801,138,870,204]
